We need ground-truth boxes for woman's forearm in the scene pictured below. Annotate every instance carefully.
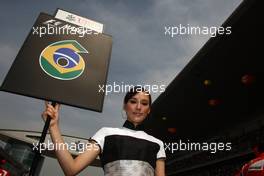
[49,125,76,176]
[42,102,99,175]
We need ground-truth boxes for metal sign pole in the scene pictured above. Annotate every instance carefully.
[29,102,56,176]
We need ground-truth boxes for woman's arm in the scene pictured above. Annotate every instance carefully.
[42,102,100,176]
[155,159,165,176]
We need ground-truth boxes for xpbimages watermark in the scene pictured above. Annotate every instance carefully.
[165,140,232,154]
[32,19,99,37]
[32,140,100,154]
[164,24,232,38]
[98,82,166,95]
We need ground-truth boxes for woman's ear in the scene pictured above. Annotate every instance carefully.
[122,104,127,119]
[147,107,151,114]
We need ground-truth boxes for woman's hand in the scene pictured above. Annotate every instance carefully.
[42,101,61,128]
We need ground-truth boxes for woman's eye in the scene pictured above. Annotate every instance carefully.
[141,102,149,106]
[129,100,137,104]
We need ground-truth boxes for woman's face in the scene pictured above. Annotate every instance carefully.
[124,91,151,126]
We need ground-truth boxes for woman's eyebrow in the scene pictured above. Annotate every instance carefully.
[140,98,149,101]
[130,96,149,101]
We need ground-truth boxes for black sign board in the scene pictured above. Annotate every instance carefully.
[1,13,112,112]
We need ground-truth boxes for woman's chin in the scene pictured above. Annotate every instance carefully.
[130,116,145,123]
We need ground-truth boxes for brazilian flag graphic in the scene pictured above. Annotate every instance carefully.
[39,40,88,80]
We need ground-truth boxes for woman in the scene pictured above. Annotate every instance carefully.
[42,86,166,176]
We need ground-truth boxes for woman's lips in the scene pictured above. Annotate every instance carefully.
[133,112,143,116]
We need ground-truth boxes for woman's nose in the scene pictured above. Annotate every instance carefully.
[136,102,141,109]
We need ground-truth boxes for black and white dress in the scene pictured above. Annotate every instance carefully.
[91,120,166,176]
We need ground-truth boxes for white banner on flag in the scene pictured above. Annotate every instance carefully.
[55,9,104,33]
